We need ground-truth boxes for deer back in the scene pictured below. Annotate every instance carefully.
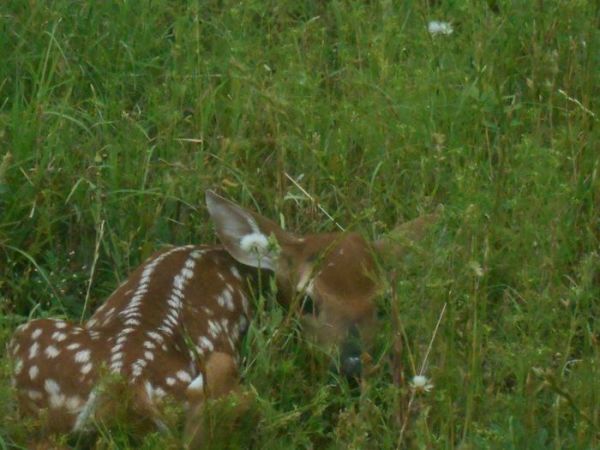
[9,245,253,435]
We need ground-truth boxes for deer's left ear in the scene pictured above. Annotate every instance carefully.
[372,206,442,262]
[206,190,291,271]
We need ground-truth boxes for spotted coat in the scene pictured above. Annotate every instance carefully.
[9,245,253,434]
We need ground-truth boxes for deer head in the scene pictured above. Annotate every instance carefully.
[206,191,439,377]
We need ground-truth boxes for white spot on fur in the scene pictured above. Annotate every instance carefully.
[136,358,148,368]
[50,393,66,408]
[146,331,164,343]
[174,274,185,291]
[176,370,192,383]
[166,377,176,386]
[230,266,242,280]
[29,342,39,359]
[17,322,31,332]
[167,307,179,319]
[66,396,83,413]
[75,350,91,363]
[208,320,221,338]
[132,360,146,378]
[112,343,123,353]
[190,249,205,259]
[198,336,214,352]
[52,331,67,342]
[28,390,43,400]
[54,321,68,329]
[144,351,154,361]
[124,318,141,326]
[143,341,156,350]
[217,288,235,311]
[158,325,174,335]
[168,296,182,309]
[29,365,39,380]
[67,342,81,351]
[182,267,194,279]
[81,362,93,375]
[31,328,43,339]
[44,379,61,396]
[14,359,23,375]
[45,345,60,358]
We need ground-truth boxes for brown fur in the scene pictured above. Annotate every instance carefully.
[9,190,439,446]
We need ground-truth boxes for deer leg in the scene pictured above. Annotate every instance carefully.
[184,351,251,448]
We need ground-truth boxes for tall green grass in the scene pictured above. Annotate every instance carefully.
[1,0,598,447]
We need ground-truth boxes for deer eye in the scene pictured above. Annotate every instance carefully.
[300,295,318,315]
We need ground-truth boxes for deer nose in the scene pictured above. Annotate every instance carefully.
[340,353,362,379]
[339,325,363,380]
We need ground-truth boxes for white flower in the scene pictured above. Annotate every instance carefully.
[468,260,484,277]
[410,375,434,393]
[428,21,453,36]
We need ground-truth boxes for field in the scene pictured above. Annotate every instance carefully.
[1,1,599,448]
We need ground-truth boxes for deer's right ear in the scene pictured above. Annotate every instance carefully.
[206,190,284,271]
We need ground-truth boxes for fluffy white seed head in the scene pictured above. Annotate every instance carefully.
[239,233,269,255]
[428,21,453,36]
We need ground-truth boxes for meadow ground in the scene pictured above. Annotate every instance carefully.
[0,1,598,448]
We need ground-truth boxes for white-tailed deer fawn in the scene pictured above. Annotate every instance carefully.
[9,190,438,445]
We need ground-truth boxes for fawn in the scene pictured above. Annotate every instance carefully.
[8,190,437,445]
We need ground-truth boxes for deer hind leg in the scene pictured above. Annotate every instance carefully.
[184,351,253,448]
[9,318,99,436]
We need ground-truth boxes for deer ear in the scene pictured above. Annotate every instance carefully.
[373,205,442,261]
[206,190,286,270]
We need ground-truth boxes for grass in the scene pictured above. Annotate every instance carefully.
[1,0,599,447]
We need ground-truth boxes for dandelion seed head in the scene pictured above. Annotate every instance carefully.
[240,233,269,254]
[428,21,453,36]
[411,375,434,393]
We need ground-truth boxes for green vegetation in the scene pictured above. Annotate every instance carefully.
[1,0,598,447]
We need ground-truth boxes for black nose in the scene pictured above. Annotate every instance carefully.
[341,353,362,379]
[339,325,363,380]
